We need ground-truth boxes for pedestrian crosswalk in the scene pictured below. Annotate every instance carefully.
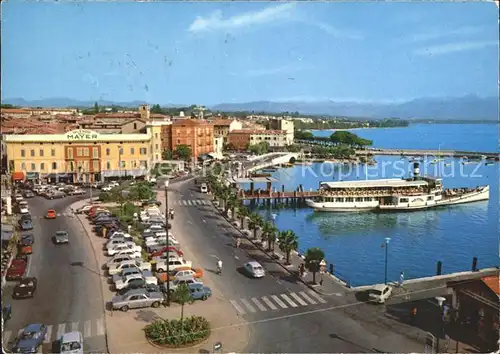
[2,317,105,345]
[173,199,211,206]
[230,290,327,315]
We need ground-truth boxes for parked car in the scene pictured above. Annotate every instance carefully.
[111,288,163,312]
[45,209,57,219]
[106,254,137,268]
[19,234,34,246]
[6,260,28,280]
[115,271,158,290]
[76,205,93,214]
[108,259,152,276]
[112,267,144,284]
[48,191,66,199]
[187,283,212,301]
[369,284,393,304]
[106,238,133,249]
[158,268,204,283]
[107,242,142,256]
[155,258,192,273]
[117,283,161,296]
[12,277,38,299]
[19,206,30,215]
[68,188,85,196]
[165,278,202,293]
[22,191,35,199]
[19,214,32,222]
[18,243,33,256]
[59,331,84,354]
[12,323,48,353]
[53,231,69,244]
[243,261,265,278]
[148,245,183,258]
[20,219,33,231]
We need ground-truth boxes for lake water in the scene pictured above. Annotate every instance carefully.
[250,123,499,286]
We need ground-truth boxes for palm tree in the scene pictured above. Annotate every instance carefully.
[261,221,277,251]
[173,283,192,335]
[237,207,250,229]
[278,230,299,265]
[248,213,263,239]
[304,247,325,284]
[226,194,239,219]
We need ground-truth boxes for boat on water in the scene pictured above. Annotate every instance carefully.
[305,162,489,212]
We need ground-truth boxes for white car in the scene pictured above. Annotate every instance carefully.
[369,284,393,304]
[156,258,192,273]
[145,235,179,245]
[108,259,152,276]
[108,233,133,242]
[244,261,266,278]
[70,189,86,195]
[106,238,133,249]
[200,183,208,193]
[76,205,93,214]
[107,242,142,256]
[19,207,30,215]
[14,194,24,202]
[101,186,112,192]
[107,254,138,268]
[112,267,143,283]
[115,271,158,290]
[60,331,84,354]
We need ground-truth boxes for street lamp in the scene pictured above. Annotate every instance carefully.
[164,180,170,307]
[118,146,123,183]
[435,296,446,353]
[384,237,391,284]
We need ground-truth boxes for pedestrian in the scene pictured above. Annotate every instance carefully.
[319,275,324,286]
[410,306,417,324]
[399,271,405,288]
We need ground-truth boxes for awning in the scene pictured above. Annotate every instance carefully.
[11,172,24,181]
[26,172,39,180]
[46,173,72,179]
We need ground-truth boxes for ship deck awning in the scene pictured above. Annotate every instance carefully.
[320,178,428,189]
[227,177,279,184]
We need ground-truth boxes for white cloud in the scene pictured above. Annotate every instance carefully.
[414,40,498,56]
[188,3,295,33]
[315,22,363,40]
[409,26,484,43]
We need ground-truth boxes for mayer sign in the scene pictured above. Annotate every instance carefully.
[66,129,100,140]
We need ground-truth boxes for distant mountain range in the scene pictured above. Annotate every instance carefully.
[2,95,498,120]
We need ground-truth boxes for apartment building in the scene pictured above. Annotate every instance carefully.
[268,118,294,145]
[227,130,288,150]
[212,119,243,143]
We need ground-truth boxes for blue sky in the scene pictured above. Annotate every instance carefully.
[2,2,498,105]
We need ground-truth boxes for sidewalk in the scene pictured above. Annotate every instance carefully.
[73,189,249,353]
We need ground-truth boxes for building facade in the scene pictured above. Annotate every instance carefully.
[2,128,164,183]
[268,118,294,145]
[227,130,288,150]
[213,119,243,144]
[170,119,214,160]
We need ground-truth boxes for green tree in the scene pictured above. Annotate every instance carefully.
[248,141,269,155]
[128,182,154,200]
[248,213,263,239]
[261,221,277,251]
[162,150,174,160]
[226,194,240,220]
[278,230,299,265]
[173,283,192,334]
[237,207,251,229]
[304,247,325,284]
[93,102,100,114]
[151,104,163,114]
[174,144,192,161]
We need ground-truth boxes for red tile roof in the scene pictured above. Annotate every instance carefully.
[212,119,233,126]
[482,275,499,295]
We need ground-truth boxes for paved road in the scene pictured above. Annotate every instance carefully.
[2,194,107,353]
[171,180,429,353]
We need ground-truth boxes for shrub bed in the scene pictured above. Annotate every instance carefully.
[144,316,210,348]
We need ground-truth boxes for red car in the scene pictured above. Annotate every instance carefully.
[6,259,27,281]
[149,246,183,258]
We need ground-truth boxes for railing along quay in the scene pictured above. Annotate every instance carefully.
[239,191,320,200]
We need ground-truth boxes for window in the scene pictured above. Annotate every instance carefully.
[427,196,433,201]
[93,147,99,158]
[77,147,83,157]
[21,163,26,170]
[355,197,363,202]
[40,163,45,171]
[106,148,110,156]
[30,163,36,171]
[155,154,159,160]
[364,197,372,202]
[140,160,147,168]
[177,139,181,144]
[52,162,57,170]
[132,160,137,168]
[346,197,354,202]
[140,147,147,155]
[39,149,44,157]
[69,161,74,172]
[106,161,111,170]
[51,148,56,157]
[118,147,123,155]
[67,148,73,159]
[130,147,135,155]
[155,133,158,138]
[133,123,137,130]
[120,161,126,168]
[21,149,26,157]
[400,198,409,203]
[93,160,99,170]
[30,149,35,157]
[335,198,344,202]
[83,147,89,156]
[155,144,158,150]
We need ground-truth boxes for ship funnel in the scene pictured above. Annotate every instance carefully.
[413,162,420,178]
